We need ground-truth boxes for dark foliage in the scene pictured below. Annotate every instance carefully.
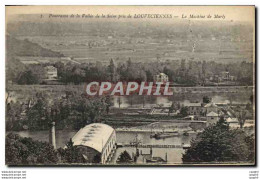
[6,133,58,165]
[117,150,133,163]
[182,118,255,163]
[180,106,189,117]
[6,91,108,131]
[57,139,85,163]
[203,96,211,104]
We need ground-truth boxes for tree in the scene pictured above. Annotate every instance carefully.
[250,95,253,104]
[117,97,121,108]
[68,94,106,129]
[54,61,65,79]
[92,154,101,163]
[181,59,186,71]
[182,118,254,163]
[237,109,247,128]
[145,70,153,82]
[6,133,58,165]
[180,107,188,117]
[203,96,211,104]
[117,150,133,163]
[105,96,113,114]
[58,138,85,163]
[16,64,46,85]
[163,66,174,81]
[6,101,24,130]
[17,70,39,85]
[246,103,251,110]
[26,92,49,130]
[168,102,174,116]
[107,59,116,82]
[202,60,206,79]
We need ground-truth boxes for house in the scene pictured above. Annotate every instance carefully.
[184,102,219,117]
[210,71,236,82]
[221,71,235,81]
[229,76,236,81]
[185,103,202,116]
[226,117,240,128]
[153,73,169,83]
[221,71,230,81]
[206,111,219,126]
[212,75,222,83]
[226,117,239,123]
[44,66,58,80]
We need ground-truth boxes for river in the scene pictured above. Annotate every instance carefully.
[9,130,197,164]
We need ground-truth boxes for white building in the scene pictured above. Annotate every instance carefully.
[221,71,235,81]
[44,66,58,80]
[206,111,219,126]
[71,123,116,164]
[226,117,240,128]
[153,73,169,82]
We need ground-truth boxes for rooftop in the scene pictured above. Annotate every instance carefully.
[226,117,238,123]
[206,111,219,117]
[204,103,218,108]
[44,66,57,70]
[185,103,201,107]
[71,123,115,153]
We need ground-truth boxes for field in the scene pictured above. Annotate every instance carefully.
[15,34,253,64]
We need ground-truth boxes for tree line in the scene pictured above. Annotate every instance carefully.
[7,58,253,86]
[6,91,112,131]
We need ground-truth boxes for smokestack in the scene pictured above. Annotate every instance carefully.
[49,122,56,149]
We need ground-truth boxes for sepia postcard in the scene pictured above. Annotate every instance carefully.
[5,6,255,166]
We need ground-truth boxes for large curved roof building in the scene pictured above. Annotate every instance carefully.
[71,123,116,164]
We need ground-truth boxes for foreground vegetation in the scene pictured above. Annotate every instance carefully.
[6,91,112,131]
[6,133,97,165]
[182,117,255,164]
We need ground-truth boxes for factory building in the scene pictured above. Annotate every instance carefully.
[71,123,116,164]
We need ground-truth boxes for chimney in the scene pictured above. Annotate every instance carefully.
[49,122,56,149]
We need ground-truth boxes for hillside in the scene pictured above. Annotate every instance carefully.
[6,36,64,83]
[6,35,64,57]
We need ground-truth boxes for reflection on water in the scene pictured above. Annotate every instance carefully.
[9,130,197,164]
[111,92,252,108]
[9,130,77,149]
[116,131,196,145]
